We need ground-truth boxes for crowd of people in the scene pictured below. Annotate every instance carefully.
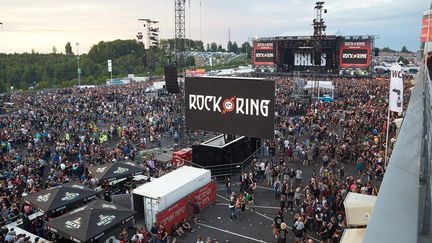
[0,81,191,242]
[0,71,413,242]
[247,75,412,243]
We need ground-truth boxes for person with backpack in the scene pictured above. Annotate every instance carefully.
[293,216,305,243]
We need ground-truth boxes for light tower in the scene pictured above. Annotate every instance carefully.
[175,0,186,51]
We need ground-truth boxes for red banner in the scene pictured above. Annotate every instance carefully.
[421,16,432,43]
[156,196,189,231]
[190,181,217,211]
[155,181,216,231]
[172,148,192,166]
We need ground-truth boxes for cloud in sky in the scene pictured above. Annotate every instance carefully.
[0,0,427,53]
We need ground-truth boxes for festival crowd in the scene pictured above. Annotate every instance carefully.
[0,73,413,242]
[226,75,412,243]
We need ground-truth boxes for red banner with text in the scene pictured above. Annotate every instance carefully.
[156,181,216,231]
[156,196,189,231]
[190,181,217,210]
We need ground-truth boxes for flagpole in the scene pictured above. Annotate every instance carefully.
[384,105,390,169]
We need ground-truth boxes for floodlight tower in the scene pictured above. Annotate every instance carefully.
[175,0,186,52]
[312,1,327,99]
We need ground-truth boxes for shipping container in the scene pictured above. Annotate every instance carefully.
[131,166,211,230]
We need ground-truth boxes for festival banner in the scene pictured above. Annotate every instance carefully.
[389,64,403,113]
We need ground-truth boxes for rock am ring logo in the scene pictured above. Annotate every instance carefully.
[222,96,236,114]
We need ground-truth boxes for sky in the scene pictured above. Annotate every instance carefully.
[0,0,428,54]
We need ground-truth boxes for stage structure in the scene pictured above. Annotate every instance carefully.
[192,135,260,177]
[252,2,375,74]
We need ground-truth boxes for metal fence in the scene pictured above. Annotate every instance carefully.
[363,66,432,243]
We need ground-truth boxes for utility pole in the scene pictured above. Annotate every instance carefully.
[228,27,231,52]
[76,42,81,86]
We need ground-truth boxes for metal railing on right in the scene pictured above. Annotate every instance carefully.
[363,66,432,243]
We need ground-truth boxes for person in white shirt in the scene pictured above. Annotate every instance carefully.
[283,139,289,153]
[295,168,303,186]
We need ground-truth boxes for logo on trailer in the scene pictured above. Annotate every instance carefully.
[37,193,51,202]
[97,215,116,226]
[113,167,129,174]
[61,192,80,201]
[65,217,82,229]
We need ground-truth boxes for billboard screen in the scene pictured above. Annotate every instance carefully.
[185,77,275,139]
[276,38,338,72]
[339,40,371,68]
[253,42,275,66]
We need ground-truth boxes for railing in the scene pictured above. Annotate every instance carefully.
[179,144,267,182]
[363,66,432,242]
[421,66,432,239]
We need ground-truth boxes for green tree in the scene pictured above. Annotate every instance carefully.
[240,42,252,58]
[52,46,57,54]
[65,42,73,55]
[380,47,394,52]
[232,42,239,53]
[217,45,226,52]
[397,56,409,65]
[400,46,410,53]
[210,42,218,52]
[195,40,204,51]
[186,56,195,67]
[227,41,233,53]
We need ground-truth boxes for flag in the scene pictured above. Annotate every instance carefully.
[389,64,403,113]
[108,60,112,72]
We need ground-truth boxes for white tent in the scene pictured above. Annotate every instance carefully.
[304,81,335,90]
[304,81,335,98]
[344,192,377,227]
[341,228,366,243]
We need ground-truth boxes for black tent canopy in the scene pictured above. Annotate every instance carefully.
[45,199,136,243]
[88,161,144,182]
[23,182,98,214]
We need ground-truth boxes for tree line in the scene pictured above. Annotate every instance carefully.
[0,39,252,93]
